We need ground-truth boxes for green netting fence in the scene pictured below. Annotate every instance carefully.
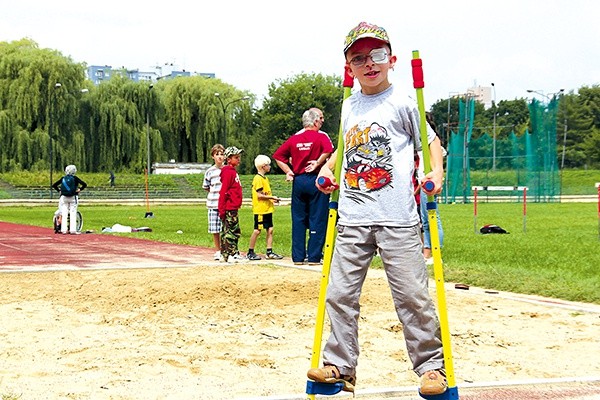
[445,97,559,203]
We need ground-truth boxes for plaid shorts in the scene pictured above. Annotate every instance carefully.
[207,208,222,234]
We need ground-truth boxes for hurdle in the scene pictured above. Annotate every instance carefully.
[472,186,528,234]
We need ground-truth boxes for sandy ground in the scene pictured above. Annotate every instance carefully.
[1,263,599,400]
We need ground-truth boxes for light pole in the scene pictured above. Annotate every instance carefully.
[462,92,474,203]
[49,82,62,199]
[491,83,497,171]
[560,97,568,169]
[214,93,250,147]
[526,89,564,102]
[143,84,155,218]
[559,92,568,200]
[48,86,89,199]
[147,84,153,175]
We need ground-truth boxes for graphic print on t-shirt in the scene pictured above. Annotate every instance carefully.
[344,121,394,204]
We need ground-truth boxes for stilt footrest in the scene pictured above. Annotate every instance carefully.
[419,386,459,399]
[306,380,345,396]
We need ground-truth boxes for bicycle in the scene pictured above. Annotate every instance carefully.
[53,204,83,233]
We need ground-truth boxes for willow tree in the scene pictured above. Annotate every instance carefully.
[0,38,86,172]
[160,76,252,164]
[80,77,165,172]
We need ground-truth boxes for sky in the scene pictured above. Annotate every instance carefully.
[2,0,599,109]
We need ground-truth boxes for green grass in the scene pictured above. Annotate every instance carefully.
[440,202,599,303]
[1,168,598,199]
[1,202,598,304]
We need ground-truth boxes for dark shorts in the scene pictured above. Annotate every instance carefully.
[253,213,274,230]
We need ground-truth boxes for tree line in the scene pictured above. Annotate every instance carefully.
[1,38,598,177]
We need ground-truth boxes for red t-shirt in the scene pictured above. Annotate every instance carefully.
[413,152,421,206]
[218,165,242,215]
[272,129,334,175]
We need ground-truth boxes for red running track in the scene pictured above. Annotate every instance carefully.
[0,221,214,272]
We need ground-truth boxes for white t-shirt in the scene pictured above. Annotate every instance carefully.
[337,84,436,227]
[202,165,222,209]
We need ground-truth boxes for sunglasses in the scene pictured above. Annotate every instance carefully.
[349,48,389,67]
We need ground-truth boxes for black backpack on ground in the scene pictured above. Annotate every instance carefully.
[480,224,509,234]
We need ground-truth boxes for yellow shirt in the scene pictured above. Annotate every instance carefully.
[251,174,275,215]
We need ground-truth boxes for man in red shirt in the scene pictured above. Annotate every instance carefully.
[273,108,333,265]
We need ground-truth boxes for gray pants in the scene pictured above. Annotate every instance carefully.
[322,224,444,378]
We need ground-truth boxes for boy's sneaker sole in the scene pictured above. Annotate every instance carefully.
[307,366,355,393]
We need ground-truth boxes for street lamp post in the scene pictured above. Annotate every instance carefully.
[214,93,250,147]
[143,84,155,219]
[462,92,474,203]
[526,89,564,102]
[147,84,153,175]
[561,109,568,169]
[49,82,62,199]
[491,83,497,171]
[49,85,89,199]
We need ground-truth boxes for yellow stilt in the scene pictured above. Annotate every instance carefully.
[412,50,459,399]
[306,71,354,399]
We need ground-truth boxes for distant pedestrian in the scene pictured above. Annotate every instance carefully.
[109,171,115,187]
